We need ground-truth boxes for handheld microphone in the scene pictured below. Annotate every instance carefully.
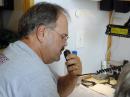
[64,49,83,76]
[64,49,76,68]
[64,49,71,61]
[64,49,79,71]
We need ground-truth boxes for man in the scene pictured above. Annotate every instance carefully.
[0,2,82,97]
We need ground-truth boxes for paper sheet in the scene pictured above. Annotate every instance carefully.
[68,84,108,97]
[89,84,115,97]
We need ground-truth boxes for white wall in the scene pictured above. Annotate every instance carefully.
[35,0,108,75]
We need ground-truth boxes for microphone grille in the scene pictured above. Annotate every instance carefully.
[64,49,71,59]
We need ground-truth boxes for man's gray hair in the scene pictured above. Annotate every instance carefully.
[18,2,69,39]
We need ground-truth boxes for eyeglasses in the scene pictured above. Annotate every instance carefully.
[54,30,69,41]
[46,27,69,41]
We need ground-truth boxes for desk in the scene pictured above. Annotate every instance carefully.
[68,74,116,97]
[68,84,114,97]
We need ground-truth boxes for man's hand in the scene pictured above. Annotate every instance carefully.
[65,54,82,76]
[58,54,82,97]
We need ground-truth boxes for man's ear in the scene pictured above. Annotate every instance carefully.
[36,25,46,42]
